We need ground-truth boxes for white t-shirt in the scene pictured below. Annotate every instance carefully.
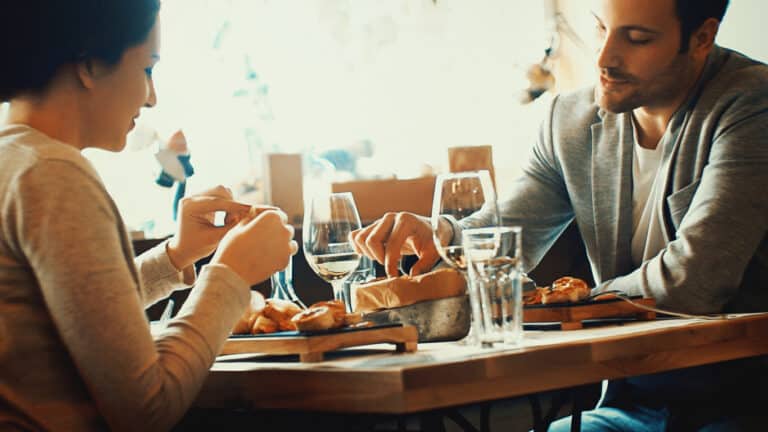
[630,118,667,267]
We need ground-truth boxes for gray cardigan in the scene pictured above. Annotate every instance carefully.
[461,46,768,315]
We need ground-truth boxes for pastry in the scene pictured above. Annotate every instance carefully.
[524,276,591,305]
[231,291,266,335]
[262,298,302,331]
[291,306,336,332]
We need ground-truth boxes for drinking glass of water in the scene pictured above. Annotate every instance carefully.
[463,226,524,347]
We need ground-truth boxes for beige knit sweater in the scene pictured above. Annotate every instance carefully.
[0,125,250,431]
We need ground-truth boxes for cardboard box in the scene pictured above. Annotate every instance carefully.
[332,176,436,223]
[263,153,304,225]
[448,145,496,187]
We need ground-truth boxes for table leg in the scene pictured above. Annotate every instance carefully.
[479,402,491,432]
[569,384,594,432]
[528,389,575,432]
[420,411,447,432]
[528,394,546,432]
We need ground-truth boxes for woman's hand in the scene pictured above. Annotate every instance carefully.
[166,186,275,270]
[211,210,299,285]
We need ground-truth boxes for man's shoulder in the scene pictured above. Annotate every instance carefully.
[702,46,768,101]
[553,86,598,113]
[547,87,601,140]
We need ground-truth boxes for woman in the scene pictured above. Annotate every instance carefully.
[0,1,297,430]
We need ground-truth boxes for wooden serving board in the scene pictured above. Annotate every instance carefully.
[524,296,657,330]
[222,323,418,362]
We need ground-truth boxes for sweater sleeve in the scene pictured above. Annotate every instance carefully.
[13,160,250,432]
[134,240,197,307]
[458,95,576,272]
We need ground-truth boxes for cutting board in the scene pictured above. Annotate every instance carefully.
[222,323,418,362]
[524,296,657,330]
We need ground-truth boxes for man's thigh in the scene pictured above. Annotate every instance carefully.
[547,406,666,432]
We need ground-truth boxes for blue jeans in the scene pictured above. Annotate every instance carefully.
[548,404,667,432]
[546,388,765,432]
[548,407,764,432]
[549,359,767,432]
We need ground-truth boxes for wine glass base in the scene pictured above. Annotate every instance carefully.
[455,326,479,346]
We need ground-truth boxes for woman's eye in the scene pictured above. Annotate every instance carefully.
[144,67,154,78]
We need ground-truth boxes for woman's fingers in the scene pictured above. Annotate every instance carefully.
[194,185,233,200]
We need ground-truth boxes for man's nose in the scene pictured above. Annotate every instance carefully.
[596,33,622,70]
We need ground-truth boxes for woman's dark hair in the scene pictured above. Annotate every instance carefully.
[0,0,160,101]
[676,0,729,52]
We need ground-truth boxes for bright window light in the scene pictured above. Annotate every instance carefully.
[85,0,551,236]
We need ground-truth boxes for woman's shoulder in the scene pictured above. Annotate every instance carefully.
[0,124,102,186]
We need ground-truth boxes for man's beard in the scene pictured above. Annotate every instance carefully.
[595,84,644,113]
[595,54,694,114]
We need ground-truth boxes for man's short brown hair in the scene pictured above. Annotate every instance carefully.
[676,0,730,52]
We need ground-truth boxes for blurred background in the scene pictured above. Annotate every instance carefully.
[2,0,763,237]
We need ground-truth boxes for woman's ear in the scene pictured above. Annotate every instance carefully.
[75,59,97,90]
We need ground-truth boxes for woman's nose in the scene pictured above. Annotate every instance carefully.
[145,78,157,108]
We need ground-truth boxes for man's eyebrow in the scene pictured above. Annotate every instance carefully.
[151,54,161,61]
[590,12,662,34]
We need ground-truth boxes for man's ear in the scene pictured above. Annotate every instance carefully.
[75,60,97,90]
[690,18,720,58]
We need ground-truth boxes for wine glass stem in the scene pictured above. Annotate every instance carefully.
[330,279,350,313]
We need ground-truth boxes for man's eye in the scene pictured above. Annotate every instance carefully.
[628,38,652,45]
[627,32,653,45]
[144,67,154,77]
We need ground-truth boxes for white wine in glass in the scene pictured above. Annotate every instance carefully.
[431,170,500,344]
[303,192,362,312]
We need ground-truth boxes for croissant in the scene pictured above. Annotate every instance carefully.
[524,277,591,305]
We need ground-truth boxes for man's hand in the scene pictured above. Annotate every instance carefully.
[350,212,453,277]
[166,185,273,270]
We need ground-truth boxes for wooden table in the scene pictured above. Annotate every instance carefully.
[195,314,768,422]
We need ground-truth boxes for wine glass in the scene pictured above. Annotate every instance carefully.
[303,191,362,312]
[270,257,307,309]
[431,170,500,344]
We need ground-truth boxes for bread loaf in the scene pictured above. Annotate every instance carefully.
[352,268,466,313]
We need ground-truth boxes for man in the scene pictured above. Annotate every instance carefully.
[351,0,767,430]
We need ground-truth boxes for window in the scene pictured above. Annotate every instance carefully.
[84,0,551,236]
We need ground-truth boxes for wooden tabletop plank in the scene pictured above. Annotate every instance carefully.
[195,314,768,414]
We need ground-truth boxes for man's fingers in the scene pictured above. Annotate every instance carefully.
[365,213,397,266]
[408,250,441,276]
[351,224,376,261]
[349,229,365,256]
[383,214,415,277]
